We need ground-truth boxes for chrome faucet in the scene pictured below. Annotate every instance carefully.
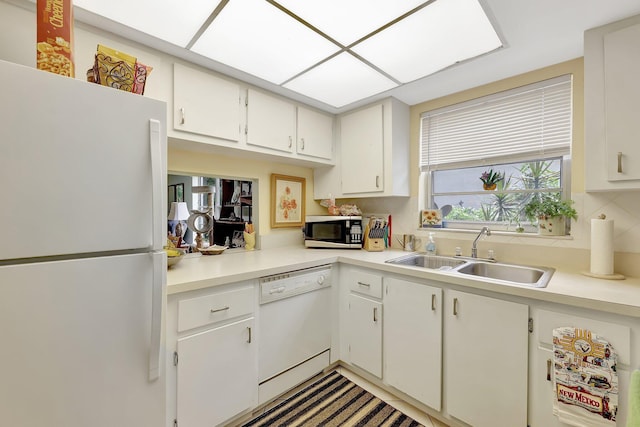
[471,226,491,258]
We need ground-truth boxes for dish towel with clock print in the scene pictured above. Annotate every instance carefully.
[552,327,618,426]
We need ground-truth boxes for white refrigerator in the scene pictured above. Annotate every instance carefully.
[0,60,167,426]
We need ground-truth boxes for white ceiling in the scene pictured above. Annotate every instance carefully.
[71,0,640,113]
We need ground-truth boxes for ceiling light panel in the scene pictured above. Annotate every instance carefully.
[274,0,428,46]
[352,0,502,83]
[73,0,222,47]
[191,0,340,85]
[283,52,398,108]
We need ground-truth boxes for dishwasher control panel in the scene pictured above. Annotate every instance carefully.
[259,265,332,304]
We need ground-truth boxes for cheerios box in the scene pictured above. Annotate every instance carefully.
[37,0,75,77]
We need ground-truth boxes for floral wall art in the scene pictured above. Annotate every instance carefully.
[271,174,305,228]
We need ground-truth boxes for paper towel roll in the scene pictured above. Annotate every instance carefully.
[590,218,614,275]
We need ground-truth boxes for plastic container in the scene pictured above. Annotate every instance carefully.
[425,232,437,255]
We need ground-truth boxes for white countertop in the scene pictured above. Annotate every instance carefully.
[167,247,640,317]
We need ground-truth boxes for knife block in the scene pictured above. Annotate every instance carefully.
[364,237,385,252]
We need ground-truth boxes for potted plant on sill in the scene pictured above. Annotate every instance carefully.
[479,169,504,190]
[524,194,577,236]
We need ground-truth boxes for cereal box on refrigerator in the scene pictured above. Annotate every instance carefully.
[37,0,75,77]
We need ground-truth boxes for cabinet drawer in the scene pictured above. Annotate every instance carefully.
[178,286,254,332]
[349,271,383,298]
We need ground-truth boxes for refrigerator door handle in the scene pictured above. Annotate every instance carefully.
[149,119,164,251]
[149,251,166,381]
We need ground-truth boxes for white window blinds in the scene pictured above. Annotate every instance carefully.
[420,75,572,171]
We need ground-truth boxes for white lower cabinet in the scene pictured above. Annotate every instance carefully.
[384,277,442,411]
[167,283,258,427]
[348,293,383,378]
[176,318,256,427]
[528,307,633,427]
[443,289,529,427]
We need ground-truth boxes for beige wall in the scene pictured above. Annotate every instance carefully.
[408,58,585,197]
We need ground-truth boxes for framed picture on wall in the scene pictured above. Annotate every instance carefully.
[271,174,305,228]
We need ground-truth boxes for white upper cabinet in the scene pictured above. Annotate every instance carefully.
[170,64,334,166]
[246,90,334,162]
[296,106,334,160]
[314,97,409,199]
[340,104,385,194]
[585,14,640,191]
[246,89,297,153]
[172,63,241,143]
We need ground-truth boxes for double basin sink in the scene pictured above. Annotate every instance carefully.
[385,253,554,288]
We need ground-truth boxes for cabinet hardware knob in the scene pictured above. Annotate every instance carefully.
[247,326,252,344]
[373,307,378,322]
[431,294,436,311]
[453,297,458,316]
[617,152,623,173]
[180,107,185,125]
[300,138,305,150]
[376,176,380,188]
[357,281,371,287]
[210,306,230,314]
[546,359,552,381]
[288,136,292,149]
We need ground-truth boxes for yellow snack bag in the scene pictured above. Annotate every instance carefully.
[94,44,136,92]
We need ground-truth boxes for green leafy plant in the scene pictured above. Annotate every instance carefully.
[479,169,504,186]
[524,194,577,222]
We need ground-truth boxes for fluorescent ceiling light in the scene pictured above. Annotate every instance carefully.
[352,0,502,83]
[283,52,398,108]
[191,0,340,85]
[73,0,502,108]
[274,0,428,46]
[74,0,222,47]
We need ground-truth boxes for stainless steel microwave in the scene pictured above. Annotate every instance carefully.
[303,215,363,249]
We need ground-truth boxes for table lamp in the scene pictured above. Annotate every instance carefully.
[168,202,190,245]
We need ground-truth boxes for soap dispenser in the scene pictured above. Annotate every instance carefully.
[425,232,437,255]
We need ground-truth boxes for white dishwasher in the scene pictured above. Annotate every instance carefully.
[258,265,332,404]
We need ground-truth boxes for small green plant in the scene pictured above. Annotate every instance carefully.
[479,169,504,186]
[524,194,577,222]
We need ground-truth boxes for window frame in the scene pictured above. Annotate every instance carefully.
[422,155,571,232]
[418,75,573,233]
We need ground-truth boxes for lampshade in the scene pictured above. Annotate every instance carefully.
[168,202,190,221]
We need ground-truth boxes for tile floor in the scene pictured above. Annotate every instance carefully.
[246,366,450,427]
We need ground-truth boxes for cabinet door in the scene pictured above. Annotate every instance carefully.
[340,104,384,194]
[444,290,528,427]
[173,63,241,142]
[348,293,383,378]
[176,318,256,427]
[246,89,296,153]
[297,106,333,160]
[529,308,631,427]
[384,278,442,411]
[604,23,640,182]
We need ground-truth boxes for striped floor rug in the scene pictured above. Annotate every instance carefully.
[242,370,425,427]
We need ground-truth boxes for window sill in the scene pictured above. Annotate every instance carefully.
[416,227,574,240]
